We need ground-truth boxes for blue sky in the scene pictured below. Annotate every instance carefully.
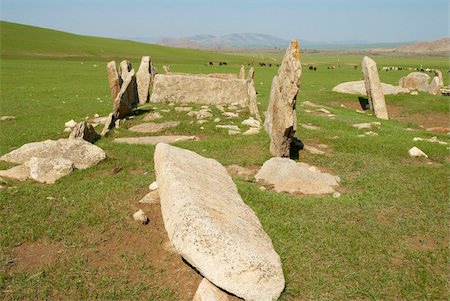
[1,0,448,42]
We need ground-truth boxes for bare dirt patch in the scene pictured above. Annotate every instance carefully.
[404,235,436,251]
[12,241,65,272]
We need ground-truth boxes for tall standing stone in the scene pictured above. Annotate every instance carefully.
[136,56,152,104]
[239,65,245,79]
[434,69,444,87]
[119,60,132,82]
[106,61,121,101]
[246,67,261,122]
[265,40,302,157]
[361,56,389,120]
[113,69,138,119]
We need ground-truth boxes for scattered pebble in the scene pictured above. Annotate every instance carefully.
[149,181,158,191]
[133,209,149,224]
[408,146,428,158]
[413,136,447,145]
[333,192,341,198]
[214,117,221,123]
[365,131,378,136]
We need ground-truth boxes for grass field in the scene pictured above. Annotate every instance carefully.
[0,21,449,300]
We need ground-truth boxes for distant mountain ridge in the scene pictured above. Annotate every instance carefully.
[158,33,290,49]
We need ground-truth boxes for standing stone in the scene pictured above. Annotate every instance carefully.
[112,69,138,119]
[265,40,302,157]
[118,60,132,82]
[136,56,153,104]
[69,121,100,143]
[246,67,261,122]
[361,56,388,120]
[193,278,230,301]
[154,143,285,301]
[238,65,245,79]
[106,61,121,101]
[434,69,444,87]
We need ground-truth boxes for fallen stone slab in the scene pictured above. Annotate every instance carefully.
[128,121,180,133]
[143,112,163,121]
[216,125,240,132]
[24,157,74,184]
[113,135,198,145]
[243,127,260,135]
[150,74,250,106]
[332,80,409,95]
[303,145,325,155]
[133,209,149,224]
[0,138,106,169]
[255,157,340,195]
[241,117,260,128]
[193,278,230,301]
[226,164,256,178]
[352,123,372,129]
[0,165,30,181]
[413,136,447,145]
[300,123,320,130]
[154,143,285,301]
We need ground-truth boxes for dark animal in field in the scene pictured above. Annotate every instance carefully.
[259,63,266,67]
[219,62,228,66]
[308,65,313,71]
[209,61,213,66]
[268,63,272,67]
[354,65,358,70]
[313,67,317,71]
[276,64,280,67]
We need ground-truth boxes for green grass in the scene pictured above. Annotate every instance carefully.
[1,21,449,300]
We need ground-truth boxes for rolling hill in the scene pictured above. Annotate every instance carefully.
[0,21,250,64]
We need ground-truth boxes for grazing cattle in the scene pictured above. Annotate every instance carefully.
[268,63,272,67]
[354,65,358,70]
[313,67,317,71]
[209,61,213,66]
[308,65,313,71]
[259,62,266,67]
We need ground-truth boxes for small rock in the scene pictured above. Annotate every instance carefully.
[259,186,266,191]
[114,119,120,128]
[169,102,175,106]
[241,117,261,128]
[304,145,325,155]
[143,112,163,121]
[193,278,230,301]
[228,130,240,135]
[222,112,238,119]
[317,108,331,114]
[64,119,77,128]
[69,121,100,143]
[149,181,158,191]
[300,123,320,130]
[197,120,208,125]
[410,91,418,95]
[110,167,122,174]
[333,192,341,198]
[215,105,225,112]
[216,125,240,131]
[64,127,72,133]
[138,191,159,204]
[413,136,447,145]
[353,123,372,129]
[175,107,193,112]
[227,105,238,111]
[0,116,16,121]
[243,127,260,135]
[214,117,221,123]
[356,110,366,114]
[365,131,378,136]
[133,209,149,224]
[161,109,170,113]
[408,146,428,158]
[94,113,100,118]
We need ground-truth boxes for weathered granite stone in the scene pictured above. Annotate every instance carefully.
[136,56,153,104]
[150,74,249,105]
[408,146,428,158]
[112,68,138,119]
[0,138,106,169]
[128,121,180,133]
[113,135,198,145]
[107,61,121,101]
[24,157,74,184]
[255,157,340,194]
[434,69,444,87]
[332,80,409,95]
[154,143,285,301]
[143,112,163,121]
[265,40,302,157]
[361,56,388,120]
[428,76,441,95]
[138,190,160,204]
[399,72,431,92]
[1,116,16,121]
[118,60,132,82]
[239,65,245,79]
[246,67,261,121]
[0,165,30,181]
[193,278,230,301]
[69,121,100,143]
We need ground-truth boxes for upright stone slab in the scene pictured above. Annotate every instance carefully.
[265,40,302,157]
[112,69,138,119]
[154,143,285,301]
[118,60,132,82]
[246,67,261,122]
[106,61,121,101]
[239,65,245,79]
[361,56,388,120]
[136,56,152,104]
[434,69,444,87]
[150,74,249,106]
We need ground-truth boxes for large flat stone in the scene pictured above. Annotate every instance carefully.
[255,157,340,195]
[0,138,106,169]
[150,74,249,105]
[128,121,180,133]
[154,143,284,301]
[113,135,198,145]
[332,80,409,95]
[24,157,74,184]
